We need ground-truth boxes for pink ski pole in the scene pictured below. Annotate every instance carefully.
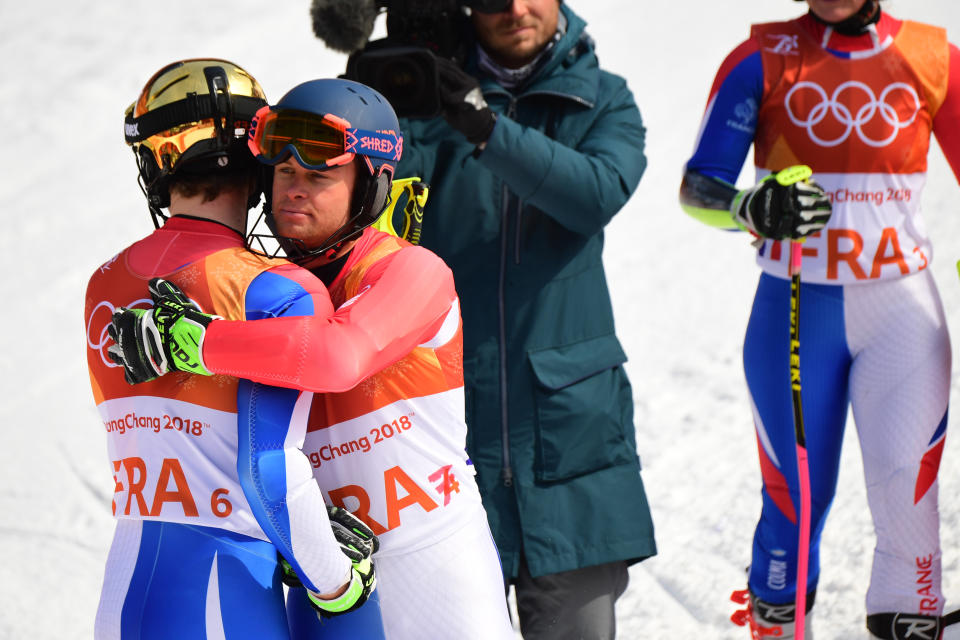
[789,240,811,639]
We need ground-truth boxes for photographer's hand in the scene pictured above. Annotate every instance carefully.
[437,58,496,146]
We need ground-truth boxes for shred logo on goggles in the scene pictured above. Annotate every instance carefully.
[353,130,402,161]
[785,80,921,147]
[248,106,404,171]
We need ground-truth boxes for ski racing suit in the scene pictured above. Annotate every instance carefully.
[85,216,383,639]
[197,226,514,640]
[680,12,960,617]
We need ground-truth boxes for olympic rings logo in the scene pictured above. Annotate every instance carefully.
[784,80,921,148]
[86,298,151,367]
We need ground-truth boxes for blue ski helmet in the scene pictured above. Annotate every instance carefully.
[247,78,403,261]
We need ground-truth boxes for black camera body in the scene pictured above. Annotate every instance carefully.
[344,0,470,119]
[311,0,510,118]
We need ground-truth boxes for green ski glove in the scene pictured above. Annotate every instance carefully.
[109,278,217,384]
[146,278,216,376]
[306,557,376,618]
[307,506,378,618]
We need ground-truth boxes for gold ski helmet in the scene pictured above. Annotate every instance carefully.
[124,58,267,226]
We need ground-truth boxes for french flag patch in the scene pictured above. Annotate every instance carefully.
[914,413,948,504]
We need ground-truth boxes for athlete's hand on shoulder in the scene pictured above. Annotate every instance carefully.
[108,306,165,384]
[108,278,218,384]
[306,506,379,618]
[731,165,832,240]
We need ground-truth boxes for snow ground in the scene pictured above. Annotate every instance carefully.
[3,1,960,638]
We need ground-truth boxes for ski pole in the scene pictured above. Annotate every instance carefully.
[789,239,812,639]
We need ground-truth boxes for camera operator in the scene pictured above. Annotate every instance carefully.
[396,2,657,638]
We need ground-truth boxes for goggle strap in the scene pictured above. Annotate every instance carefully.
[204,67,232,141]
[345,128,403,163]
[125,95,264,143]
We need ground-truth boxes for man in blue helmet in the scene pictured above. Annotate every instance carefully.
[110,78,515,639]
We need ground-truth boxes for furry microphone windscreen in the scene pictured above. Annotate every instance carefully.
[310,0,380,53]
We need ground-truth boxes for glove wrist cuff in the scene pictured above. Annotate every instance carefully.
[307,568,364,616]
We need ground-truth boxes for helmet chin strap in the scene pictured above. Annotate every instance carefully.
[249,167,389,266]
[283,211,369,266]
[809,0,880,36]
[135,149,172,230]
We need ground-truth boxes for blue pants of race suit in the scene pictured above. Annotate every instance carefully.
[287,586,384,639]
[743,272,950,615]
[95,520,384,639]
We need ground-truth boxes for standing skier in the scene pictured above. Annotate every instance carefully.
[86,60,380,639]
[110,78,515,640]
[679,0,960,638]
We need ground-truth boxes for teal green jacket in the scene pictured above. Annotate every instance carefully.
[397,5,656,579]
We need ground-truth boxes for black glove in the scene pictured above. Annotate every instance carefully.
[436,57,496,146]
[107,307,165,385]
[326,505,379,562]
[731,165,832,240]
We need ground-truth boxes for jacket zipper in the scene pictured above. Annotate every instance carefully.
[514,196,522,265]
[481,66,597,488]
[498,184,513,487]
[497,97,519,488]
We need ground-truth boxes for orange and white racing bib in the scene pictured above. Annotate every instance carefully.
[751,19,949,284]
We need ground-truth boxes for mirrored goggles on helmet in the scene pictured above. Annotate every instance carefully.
[248,106,403,171]
[136,118,224,171]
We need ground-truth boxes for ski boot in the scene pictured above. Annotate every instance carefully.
[731,588,815,639]
[866,612,944,639]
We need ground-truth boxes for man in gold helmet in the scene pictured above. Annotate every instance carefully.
[84,59,381,639]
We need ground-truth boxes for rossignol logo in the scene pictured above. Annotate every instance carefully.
[765,33,799,55]
[784,80,921,148]
[891,613,940,640]
[87,297,151,367]
[754,599,796,623]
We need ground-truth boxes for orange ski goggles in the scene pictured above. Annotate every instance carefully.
[247,106,402,171]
